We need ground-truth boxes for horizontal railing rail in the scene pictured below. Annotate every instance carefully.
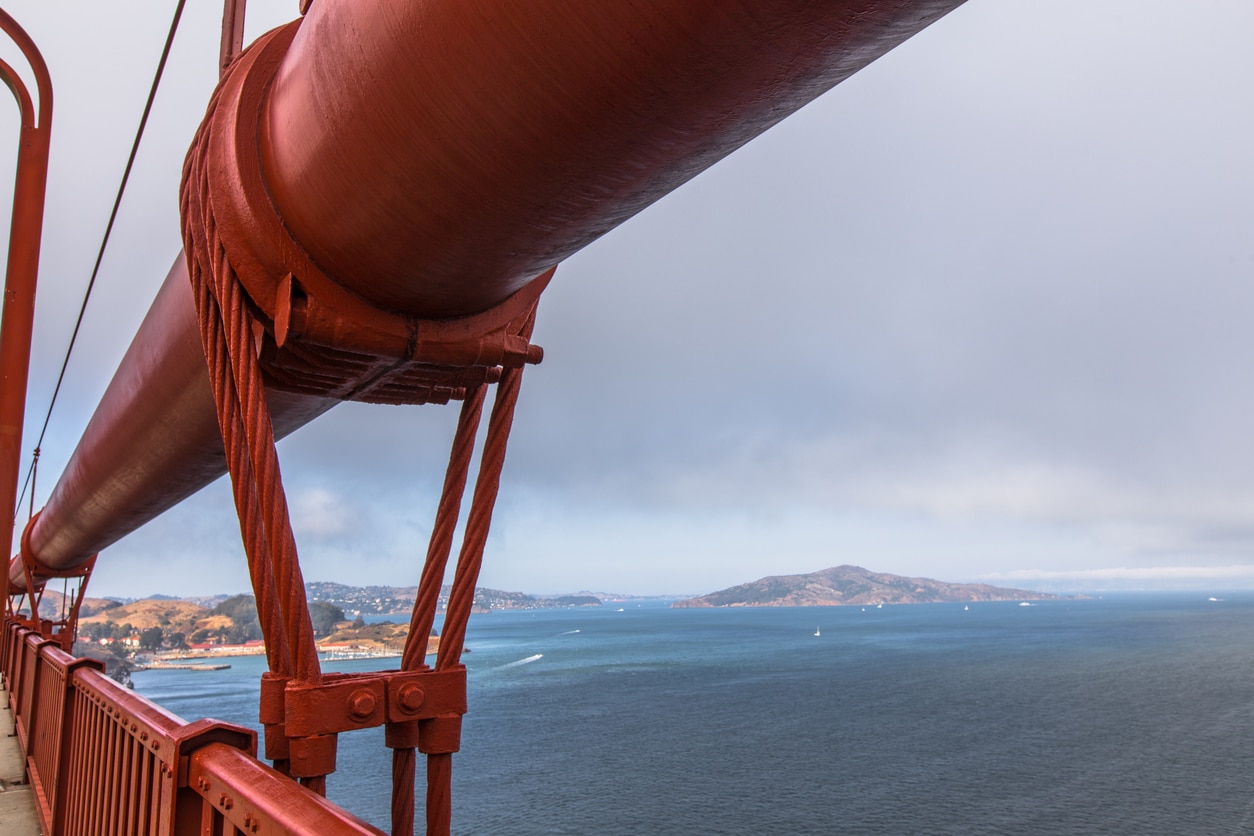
[1,620,386,835]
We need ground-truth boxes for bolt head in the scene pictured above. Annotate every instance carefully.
[347,689,377,720]
[399,683,426,712]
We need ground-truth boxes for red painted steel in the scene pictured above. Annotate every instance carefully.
[8,260,335,588]
[0,9,53,602]
[14,0,966,585]
[262,0,965,318]
[3,621,387,834]
[0,3,973,834]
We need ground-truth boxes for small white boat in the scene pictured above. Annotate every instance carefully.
[963,605,969,611]
[814,626,820,637]
[1019,602,1032,607]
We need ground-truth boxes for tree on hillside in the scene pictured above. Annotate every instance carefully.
[309,601,345,637]
[212,594,258,622]
[213,594,263,643]
[139,627,164,651]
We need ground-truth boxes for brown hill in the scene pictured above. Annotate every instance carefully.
[77,598,222,635]
[672,565,1053,608]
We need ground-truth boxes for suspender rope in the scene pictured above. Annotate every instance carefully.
[181,22,545,833]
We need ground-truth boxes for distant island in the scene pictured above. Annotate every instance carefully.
[672,565,1055,608]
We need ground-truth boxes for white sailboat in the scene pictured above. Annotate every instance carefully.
[814,626,821,637]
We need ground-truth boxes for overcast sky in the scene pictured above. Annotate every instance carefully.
[2,1,1252,599]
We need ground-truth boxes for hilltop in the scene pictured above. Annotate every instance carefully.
[672,565,1054,608]
[78,597,230,637]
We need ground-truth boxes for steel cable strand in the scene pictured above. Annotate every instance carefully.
[436,345,532,669]
[181,130,292,680]
[389,385,487,836]
[425,753,453,836]
[418,364,528,834]
[390,746,417,836]
[181,105,325,781]
[402,385,487,672]
[190,265,292,676]
[184,165,293,677]
[202,230,331,785]
[209,232,321,686]
[194,273,297,775]
[424,314,534,832]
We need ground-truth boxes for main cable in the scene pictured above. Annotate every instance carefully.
[14,0,188,521]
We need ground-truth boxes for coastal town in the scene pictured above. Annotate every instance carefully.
[49,582,604,681]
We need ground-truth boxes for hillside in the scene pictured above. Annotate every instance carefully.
[672,565,1054,608]
[77,598,227,636]
[59,580,599,647]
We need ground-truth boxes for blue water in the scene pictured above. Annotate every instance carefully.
[132,594,1254,834]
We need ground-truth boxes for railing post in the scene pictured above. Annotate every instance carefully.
[47,654,102,836]
[1,620,21,685]
[14,630,51,751]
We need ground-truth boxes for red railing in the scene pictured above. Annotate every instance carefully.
[1,621,385,835]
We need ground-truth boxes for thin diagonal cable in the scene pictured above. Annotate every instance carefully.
[14,0,187,519]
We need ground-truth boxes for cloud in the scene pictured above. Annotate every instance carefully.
[986,564,1254,584]
[4,1,1254,597]
[290,488,356,540]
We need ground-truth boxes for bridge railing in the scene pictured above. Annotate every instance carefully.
[1,620,384,835]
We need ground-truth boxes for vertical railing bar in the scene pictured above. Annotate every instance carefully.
[58,686,83,836]
[46,662,65,815]
[128,735,142,834]
[105,712,122,836]
[72,693,87,836]
[148,754,163,836]
[84,698,100,836]
[87,702,104,836]
[73,681,90,836]
[100,705,118,836]
[121,733,135,835]
[122,732,135,834]
[136,748,152,835]
[84,695,102,836]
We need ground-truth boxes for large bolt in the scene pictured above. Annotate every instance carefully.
[398,683,425,712]
[347,689,377,720]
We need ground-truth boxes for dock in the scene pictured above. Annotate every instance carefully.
[0,682,41,835]
[140,662,231,671]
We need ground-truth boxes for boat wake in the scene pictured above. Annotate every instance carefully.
[560,629,581,635]
[500,654,544,669]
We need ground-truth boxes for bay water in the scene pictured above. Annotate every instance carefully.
[131,594,1254,834]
